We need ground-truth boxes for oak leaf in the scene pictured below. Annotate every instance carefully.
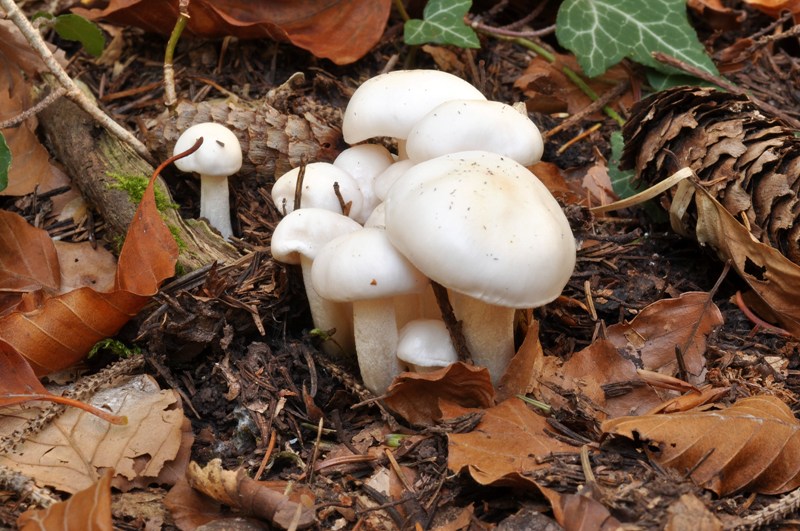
[602,395,800,495]
[17,469,114,531]
[74,0,391,65]
[447,398,575,488]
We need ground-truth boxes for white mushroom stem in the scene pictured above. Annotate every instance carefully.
[352,298,405,395]
[449,291,515,385]
[298,256,354,355]
[200,174,233,240]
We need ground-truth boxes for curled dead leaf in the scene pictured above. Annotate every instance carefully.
[17,469,114,531]
[447,398,576,488]
[602,395,800,495]
[74,0,391,64]
[383,362,495,426]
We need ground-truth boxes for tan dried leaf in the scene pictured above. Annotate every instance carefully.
[602,395,800,495]
[0,374,186,493]
[687,0,746,30]
[447,398,575,488]
[17,469,114,531]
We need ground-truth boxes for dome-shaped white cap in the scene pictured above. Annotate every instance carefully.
[396,319,458,370]
[405,100,544,166]
[311,227,428,302]
[342,70,486,144]
[271,162,364,221]
[333,144,394,223]
[384,151,576,308]
[173,122,242,177]
[271,208,362,265]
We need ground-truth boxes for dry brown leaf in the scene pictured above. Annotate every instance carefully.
[605,291,723,383]
[560,484,623,531]
[164,475,223,530]
[644,384,730,415]
[602,395,800,495]
[691,181,800,336]
[742,0,800,21]
[447,397,575,488]
[514,53,634,116]
[0,161,178,375]
[665,493,723,531]
[0,374,187,493]
[0,58,70,196]
[54,241,117,293]
[383,362,495,426]
[75,0,391,65]
[496,320,543,402]
[539,338,669,419]
[687,0,746,30]
[17,468,114,531]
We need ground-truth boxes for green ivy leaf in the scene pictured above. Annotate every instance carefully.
[608,131,637,199]
[405,0,480,49]
[0,133,10,193]
[556,0,718,79]
[52,14,105,57]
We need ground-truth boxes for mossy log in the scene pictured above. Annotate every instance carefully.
[38,97,239,272]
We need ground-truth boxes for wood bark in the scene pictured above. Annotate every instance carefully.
[38,96,239,272]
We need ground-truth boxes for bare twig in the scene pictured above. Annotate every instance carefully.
[0,0,152,161]
[163,0,190,108]
[0,86,66,129]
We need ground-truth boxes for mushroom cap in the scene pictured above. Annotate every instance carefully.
[173,122,242,177]
[396,319,458,369]
[271,162,364,221]
[363,201,386,229]
[384,150,576,308]
[333,144,394,223]
[405,100,544,166]
[271,208,362,265]
[311,227,429,302]
[374,159,415,201]
[342,70,486,144]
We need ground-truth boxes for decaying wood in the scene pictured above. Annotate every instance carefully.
[621,86,800,265]
[37,96,239,271]
[143,92,344,182]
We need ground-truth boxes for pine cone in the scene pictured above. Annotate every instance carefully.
[620,86,800,265]
[144,97,344,181]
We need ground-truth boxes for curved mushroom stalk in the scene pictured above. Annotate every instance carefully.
[449,291,515,385]
[352,298,405,395]
[298,256,354,356]
[199,174,233,240]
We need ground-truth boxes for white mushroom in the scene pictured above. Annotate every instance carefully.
[333,144,394,223]
[271,162,364,221]
[374,159,415,202]
[173,122,243,240]
[396,319,458,373]
[405,99,544,166]
[311,227,429,395]
[271,208,362,356]
[341,70,486,155]
[384,151,576,385]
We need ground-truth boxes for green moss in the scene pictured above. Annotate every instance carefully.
[168,224,187,252]
[107,172,178,212]
[88,338,142,359]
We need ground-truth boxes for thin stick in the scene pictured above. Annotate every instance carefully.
[163,0,190,108]
[0,0,152,161]
[0,86,66,129]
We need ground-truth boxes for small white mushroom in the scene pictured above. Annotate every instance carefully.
[271,162,364,221]
[172,122,242,240]
[311,227,429,395]
[405,99,544,166]
[373,159,415,202]
[396,319,458,373]
[333,144,394,223]
[341,70,487,154]
[271,208,362,356]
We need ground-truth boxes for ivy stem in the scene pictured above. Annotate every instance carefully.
[474,24,625,126]
[393,0,410,22]
[164,0,190,108]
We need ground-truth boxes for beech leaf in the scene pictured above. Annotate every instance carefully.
[17,469,114,531]
[447,398,576,488]
[602,395,800,495]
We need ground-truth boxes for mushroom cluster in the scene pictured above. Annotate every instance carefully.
[270,70,576,395]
